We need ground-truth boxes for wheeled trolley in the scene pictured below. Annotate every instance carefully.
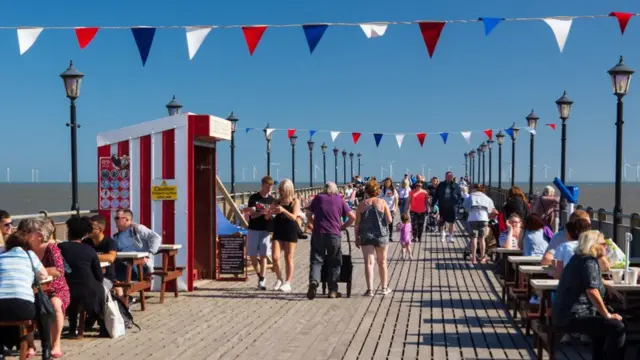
[321,229,353,297]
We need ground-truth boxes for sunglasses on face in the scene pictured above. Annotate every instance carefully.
[3,221,13,227]
[114,216,129,221]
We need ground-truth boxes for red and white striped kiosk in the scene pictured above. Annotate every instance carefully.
[96,113,231,291]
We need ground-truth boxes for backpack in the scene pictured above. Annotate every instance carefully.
[358,203,389,240]
[114,296,141,331]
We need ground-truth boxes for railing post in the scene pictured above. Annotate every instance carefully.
[631,213,640,257]
[597,208,607,234]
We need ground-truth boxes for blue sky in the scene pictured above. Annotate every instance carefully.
[3,0,640,183]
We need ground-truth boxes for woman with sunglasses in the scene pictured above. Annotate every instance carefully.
[499,213,523,250]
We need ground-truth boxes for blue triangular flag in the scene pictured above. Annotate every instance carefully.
[440,132,449,144]
[309,130,317,138]
[131,27,156,66]
[480,17,502,36]
[504,127,514,139]
[374,133,383,147]
[302,25,328,54]
[245,128,253,134]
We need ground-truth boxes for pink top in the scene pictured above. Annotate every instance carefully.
[409,189,428,213]
[399,223,412,244]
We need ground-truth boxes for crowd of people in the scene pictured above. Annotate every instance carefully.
[0,209,161,360]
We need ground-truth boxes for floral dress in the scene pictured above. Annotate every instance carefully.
[42,243,70,312]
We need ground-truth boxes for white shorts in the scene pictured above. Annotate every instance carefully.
[247,230,272,257]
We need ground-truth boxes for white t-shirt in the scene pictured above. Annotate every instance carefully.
[554,241,579,268]
[499,231,519,249]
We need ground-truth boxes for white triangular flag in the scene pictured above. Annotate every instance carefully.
[395,134,405,148]
[460,131,472,144]
[185,27,212,60]
[330,131,340,142]
[265,128,275,138]
[543,18,572,53]
[360,24,388,38]
[17,28,43,55]
[527,127,537,135]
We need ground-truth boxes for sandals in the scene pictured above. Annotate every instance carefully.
[381,288,392,295]
[363,290,374,297]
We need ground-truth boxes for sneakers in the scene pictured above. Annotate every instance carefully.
[307,282,318,300]
[273,279,283,291]
[381,288,392,295]
[447,233,454,243]
[279,282,292,293]
[258,277,267,290]
[440,230,447,242]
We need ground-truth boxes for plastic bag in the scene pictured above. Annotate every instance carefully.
[103,287,126,338]
[604,238,627,269]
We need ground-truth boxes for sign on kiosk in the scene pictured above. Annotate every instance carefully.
[152,180,178,200]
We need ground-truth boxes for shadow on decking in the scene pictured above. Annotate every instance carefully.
[422,316,514,328]
[402,298,505,310]
[186,292,307,301]
[405,331,525,349]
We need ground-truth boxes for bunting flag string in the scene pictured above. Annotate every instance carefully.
[6,12,637,62]
[546,123,556,130]
[287,129,296,138]
[374,133,383,147]
[245,128,253,134]
[440,132,449,144]
[309,130,317,139]
[395,134,405,148]
[330,131,340,142]
[352,132,362,144]
[460,131,472,144]
[483,129,493,140]
[416,133,426,147]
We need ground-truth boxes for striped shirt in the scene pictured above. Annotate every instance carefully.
[0,247,43,302]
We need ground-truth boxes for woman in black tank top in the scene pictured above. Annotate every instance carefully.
[269,179,302,293]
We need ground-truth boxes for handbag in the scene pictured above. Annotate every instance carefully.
[103,286,126,338]
[26,249,56,321]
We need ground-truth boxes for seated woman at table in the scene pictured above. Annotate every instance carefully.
[552,230,625,359]
[521,214,550,257]
[553,218,594,279]
[19,218,70,359]
[58,217,106,337]
[540,210,590,266]
[0,231,52,360]
[498,213,523,250]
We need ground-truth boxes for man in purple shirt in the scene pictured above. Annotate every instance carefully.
[306,182,355,300]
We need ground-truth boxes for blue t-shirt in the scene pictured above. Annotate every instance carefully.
[554,241,579,267]
[0,248,43,302]
[114,228,139,252]
[523,229,549,257]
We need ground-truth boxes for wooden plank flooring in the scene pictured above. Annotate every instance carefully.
[10,222,631,359]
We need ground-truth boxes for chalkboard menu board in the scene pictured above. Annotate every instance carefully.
[218,234,245,276]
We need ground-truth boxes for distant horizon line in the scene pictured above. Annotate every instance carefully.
[0,180,637,185]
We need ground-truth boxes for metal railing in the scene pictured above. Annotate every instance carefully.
[486,187,640,256]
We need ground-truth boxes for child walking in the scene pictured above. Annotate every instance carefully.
[397,214,413,260]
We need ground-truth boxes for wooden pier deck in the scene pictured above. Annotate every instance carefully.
[22,223,622,359]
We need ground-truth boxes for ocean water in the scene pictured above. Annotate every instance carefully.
[1,181,640,217]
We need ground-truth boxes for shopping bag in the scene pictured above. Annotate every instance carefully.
[103,287,126,338]
[604,238,627,269]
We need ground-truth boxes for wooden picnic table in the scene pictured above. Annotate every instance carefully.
[152,244,184,304]
[506,257,543,321]
[114,252,151,310]
[495,248,523,303]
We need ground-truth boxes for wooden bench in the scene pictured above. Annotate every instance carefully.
[113,252,152,311]
[151,244,184,304]
[0,320,35,360]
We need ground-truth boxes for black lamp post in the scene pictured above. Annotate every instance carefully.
[60,61,84,216]
[481,142,488,186]
[509,122,520,188]
[464,152,468,178]
[333,147,339,182]
[166,95,183,116]
[307,140,314,187]
[357,153,362,176]
[264,123,272,176]
[227,112,239,194]
[342,150,347,184]
[321,142,328,184]
[608,56,634,244]
[290,135,298,185]
[496,130,505,189]
[556,91,574,224]
[526,110,539,199]
[349,152,354,181]
[487,140,494,189]
[477,146,482,186]
[469,150,476,184]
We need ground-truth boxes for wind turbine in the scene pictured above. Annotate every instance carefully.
[624,158,632,182]
[271,163,280,180]
[568,168,573,181]
[35,169,39,183]
[636,165,640,183]
[381,166,386,179]
[421,164,426,177]
[314,164,321,180]
[242,168,247,182]
[428,168,432,179]
[31,169,35,183]
[5,168,9,183]
[388,161,395,180]
[543,164,551,180]
[447,165,452,172]
[507,162,512,182]
[252,165,257,181]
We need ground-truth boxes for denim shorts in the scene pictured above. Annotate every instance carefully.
[247,230,272,257]
[468,221,488,238]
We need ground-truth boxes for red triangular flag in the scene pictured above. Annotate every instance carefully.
[287,129,296,138]
[483,129,493,140]
[242,26,267,55]
[416,133,426,147]
[418,22,446,58]
[546,123,556,130]
[610,12,634,35]
[352,132,361,144]
[75,27,99,49]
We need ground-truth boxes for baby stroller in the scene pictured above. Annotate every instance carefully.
[321,229,353,297]
[426,205,439,232]
[463,218,498,261]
